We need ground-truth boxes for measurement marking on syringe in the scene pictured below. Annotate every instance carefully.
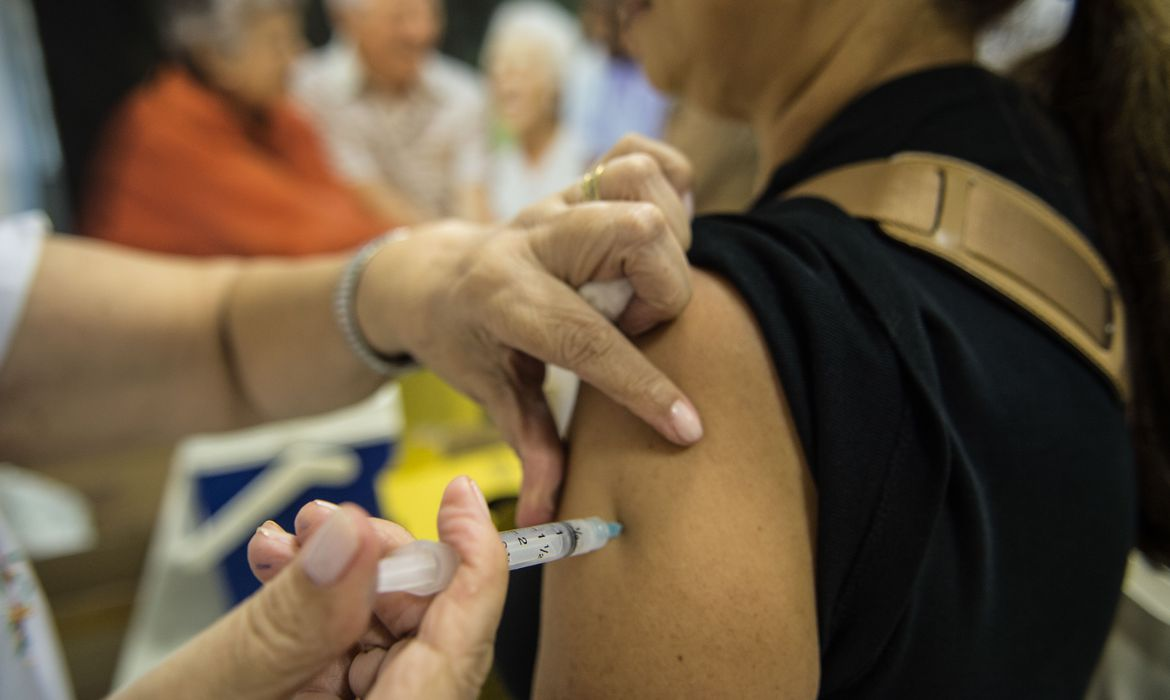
[379,517,621,594]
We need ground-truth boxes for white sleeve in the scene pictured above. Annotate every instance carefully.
[0,507,74,700]
[0,212,47,371]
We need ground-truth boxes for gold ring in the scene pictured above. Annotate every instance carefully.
[581,163,606,202]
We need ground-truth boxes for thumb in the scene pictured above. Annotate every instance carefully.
[369,478,507,700]
[230,505,382,698]
[125,506,383,700]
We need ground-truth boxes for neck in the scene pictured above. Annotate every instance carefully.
[519,116,559,165]
[367,73,418,97]
[749,13,975,189]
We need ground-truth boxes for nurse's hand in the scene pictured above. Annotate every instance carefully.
[357,136,702,525]
[111,478,505,700]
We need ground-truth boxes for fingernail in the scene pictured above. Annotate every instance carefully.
[683,191,695,218]
[313,500,339,511]
[256,522,295,547]
[670,399,704,444]
[300,509,360,587]
[466,477,491,519]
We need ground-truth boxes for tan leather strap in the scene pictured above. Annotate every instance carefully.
[784,152,1129,401]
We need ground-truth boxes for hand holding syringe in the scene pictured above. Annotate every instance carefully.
[378,517,622,595]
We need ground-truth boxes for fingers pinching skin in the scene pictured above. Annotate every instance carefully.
[505,289,701,451]
[561,153,691,249]
[529,201,693,336]
[508,211,702,452]
[600,133,695,202]
[516,135,694,235]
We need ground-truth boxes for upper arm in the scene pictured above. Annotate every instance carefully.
[534,270,821,698]
[0,236,247,462]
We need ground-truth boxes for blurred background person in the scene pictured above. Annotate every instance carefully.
[481,1,588,221]
[0,0,68,226]
[81,0,389,257]
[564,0,671,161]
[295,0,492,224]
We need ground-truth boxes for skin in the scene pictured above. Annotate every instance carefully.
[328,0,494,224]
[535,0,979,696]
[333,0,443,95]
[112,477,507,700]
[1,140,700,698]
[0,138,699,530]
[487,36,561,165]
[190,8,307,113]
[621,0,975,183]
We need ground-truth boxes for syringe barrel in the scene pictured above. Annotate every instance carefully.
[562,517,616,556]
[500,517,615,570]
[377,517,620,593]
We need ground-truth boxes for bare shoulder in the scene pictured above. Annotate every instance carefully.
[534,270,820,699]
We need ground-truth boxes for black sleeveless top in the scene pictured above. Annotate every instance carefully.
[495,66,1136,699]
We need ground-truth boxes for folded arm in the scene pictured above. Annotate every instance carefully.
[534,269,820,698]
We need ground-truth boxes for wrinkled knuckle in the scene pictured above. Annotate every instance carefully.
[624,203,669,243]
[455,245,515,309]
[616,133,646,152]
[557,317,618,369]
[620,152,661,183]
[657,275,693,315]
[236,589,313,676]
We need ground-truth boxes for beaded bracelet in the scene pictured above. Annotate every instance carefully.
[333,229,418,377]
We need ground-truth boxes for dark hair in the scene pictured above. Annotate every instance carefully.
[945,0,1170,567]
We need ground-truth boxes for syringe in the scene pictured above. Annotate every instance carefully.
[376,517,622,595]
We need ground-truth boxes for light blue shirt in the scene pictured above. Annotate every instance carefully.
[0,0,64,220]
[565,46,672,161]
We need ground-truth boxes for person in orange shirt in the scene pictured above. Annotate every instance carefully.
[82,0,389,257]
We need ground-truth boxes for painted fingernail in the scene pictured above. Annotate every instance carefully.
[256,522,296,548]
[670,399,704,444]
[300,509,360,587]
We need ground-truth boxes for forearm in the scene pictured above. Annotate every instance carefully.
[0,236,380,464]
[224,254,384,423]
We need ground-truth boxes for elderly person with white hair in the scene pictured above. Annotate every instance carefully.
[482,1,590,221]
[82,0,390,256]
